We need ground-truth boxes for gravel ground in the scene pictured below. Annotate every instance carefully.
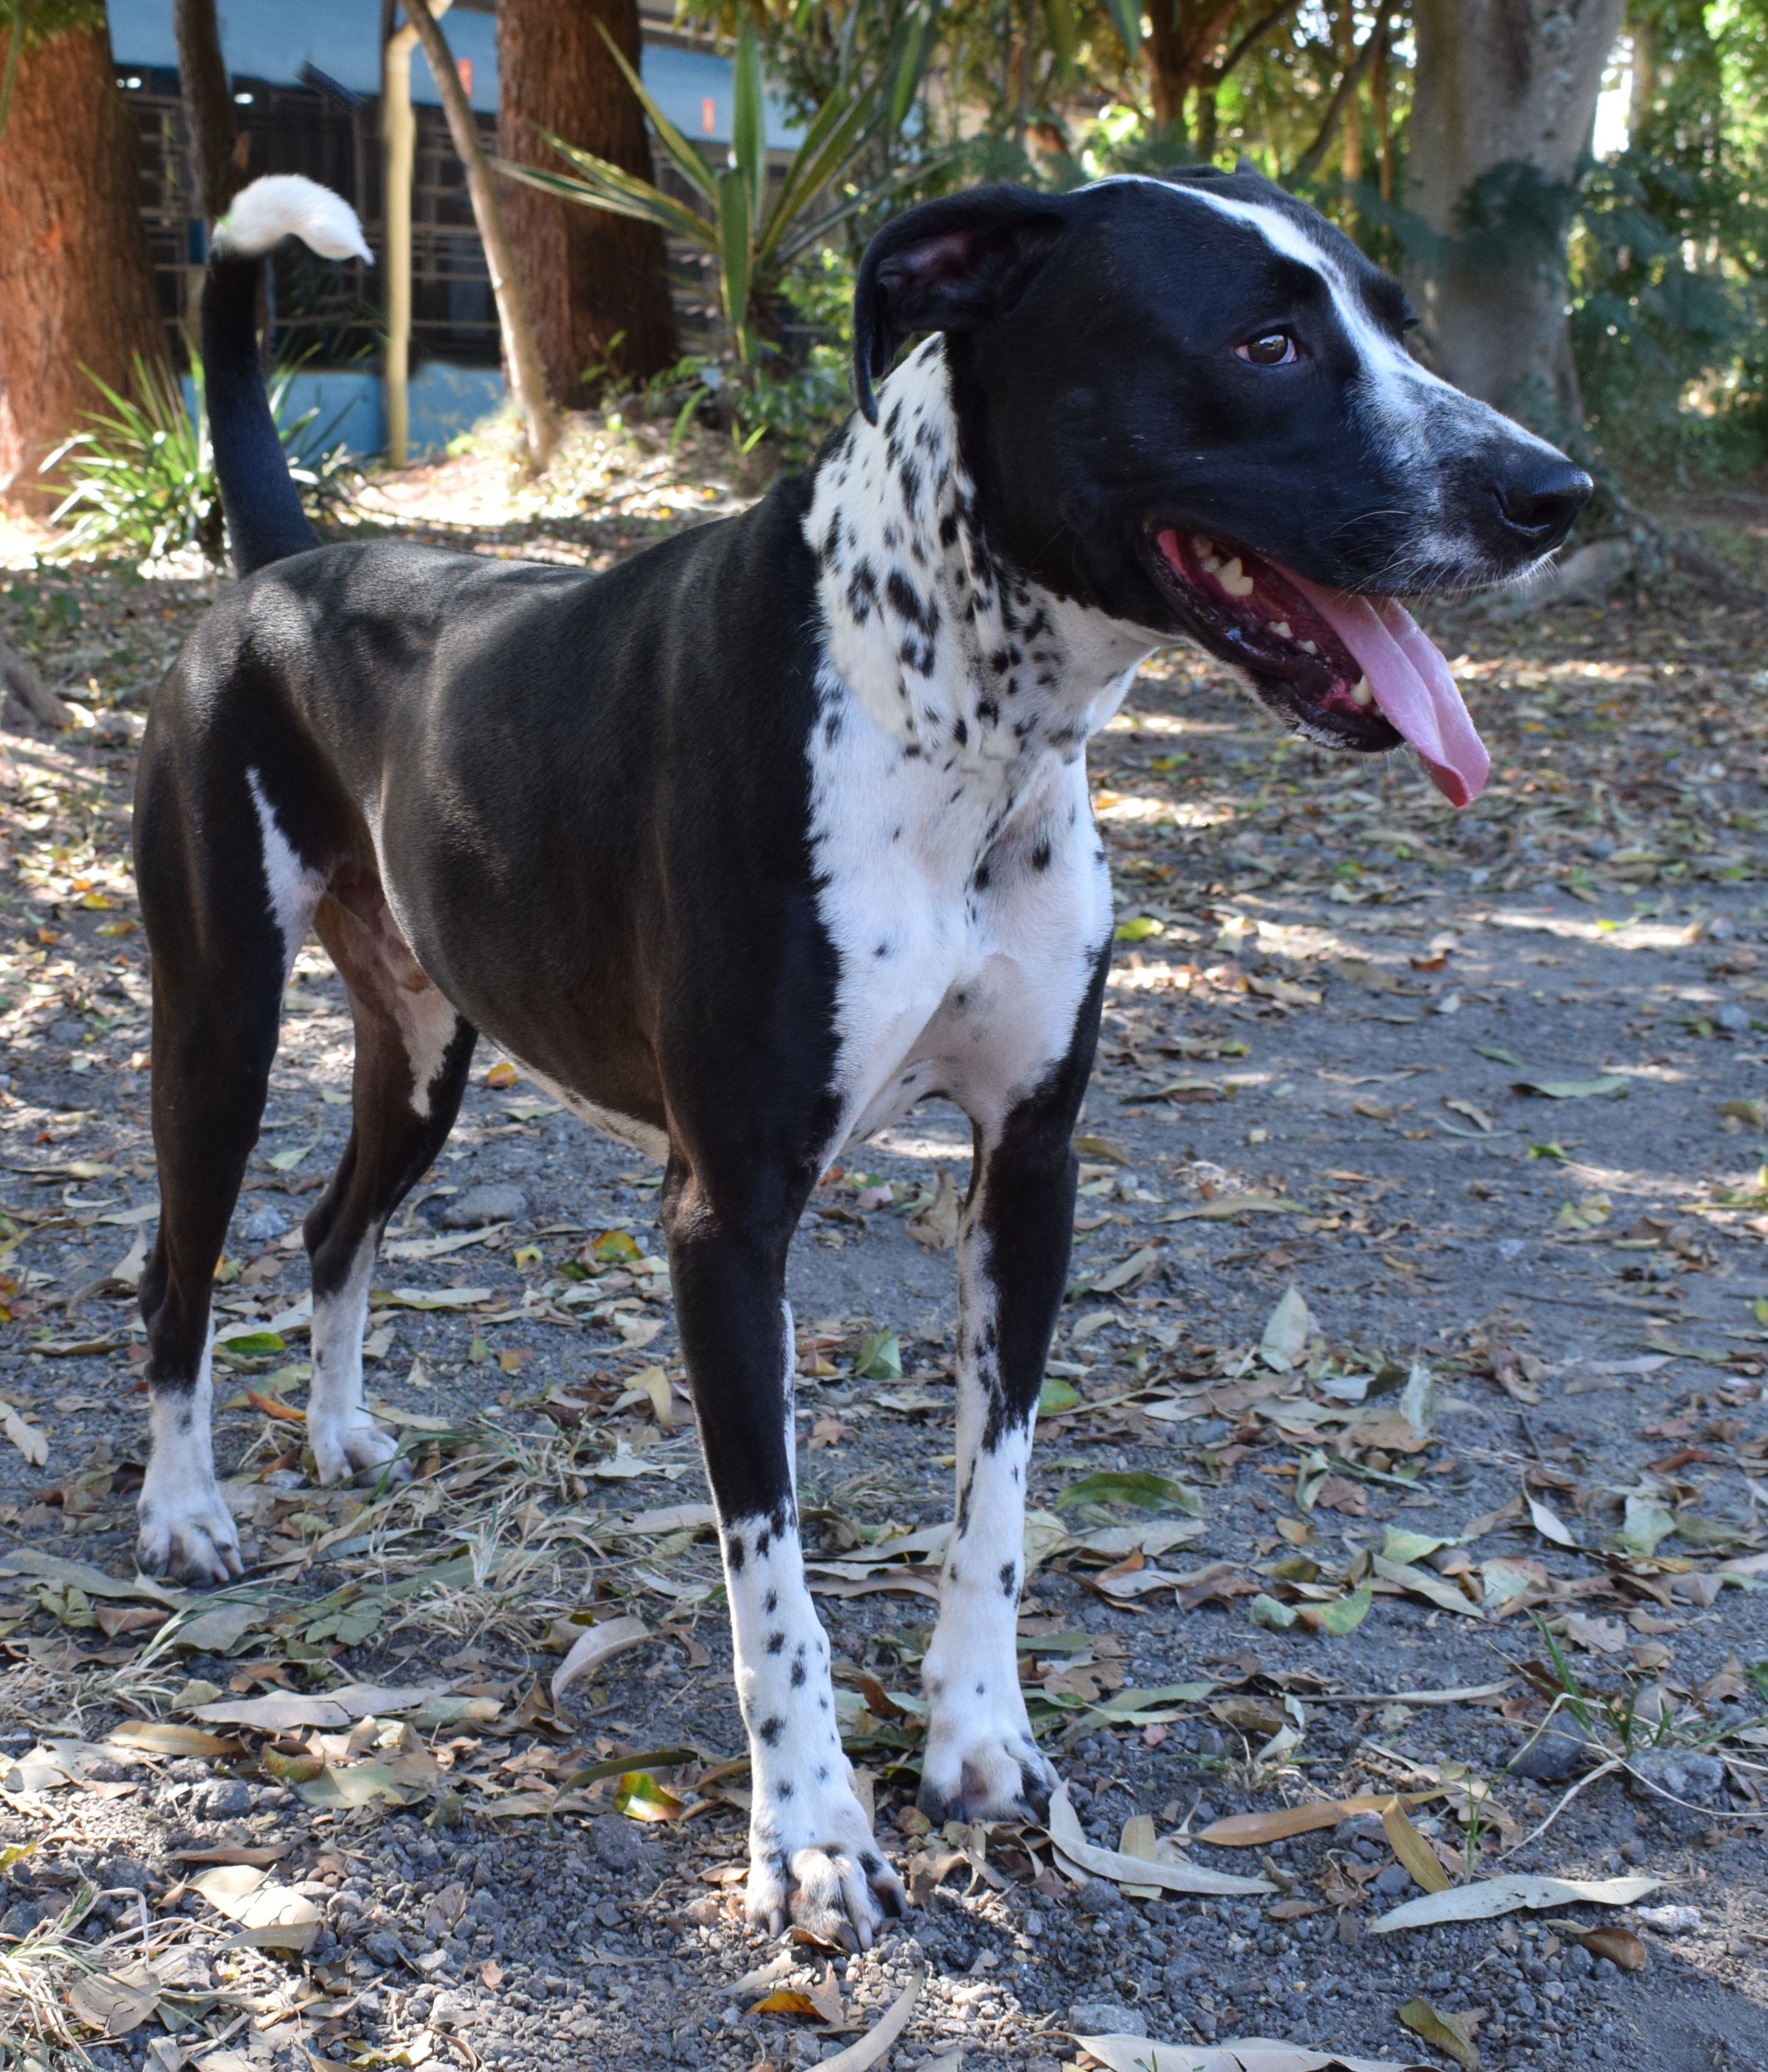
[1,469,1766,2072]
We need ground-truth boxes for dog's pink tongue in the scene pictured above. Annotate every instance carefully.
[1285,572,1490,806]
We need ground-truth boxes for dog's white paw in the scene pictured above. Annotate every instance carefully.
[136,1481,243,1586]
[746,1785,905,1950]
[918,1694,1056,1825]
[309,1414,402,1486]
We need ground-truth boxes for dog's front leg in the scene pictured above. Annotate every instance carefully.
[919,1092,1080,1824]
[665,1169,906,1948]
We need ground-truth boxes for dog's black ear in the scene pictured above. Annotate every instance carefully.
[852,186,1066,423]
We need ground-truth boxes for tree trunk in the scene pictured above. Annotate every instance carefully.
[1145,2,1236,135]
[1406,0,1624,432]
[1337,2,1362,183]
[174,0,242,221]
[0,18,168,507]
[496,0,678,402]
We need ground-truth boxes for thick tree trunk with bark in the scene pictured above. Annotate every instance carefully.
[0,20,168,506]
[496,0,678,402]
[1407,0,1624,432]
[174,0,243,221]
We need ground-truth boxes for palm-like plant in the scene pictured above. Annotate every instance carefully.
[496,18,941,363]
[43,353,353,566]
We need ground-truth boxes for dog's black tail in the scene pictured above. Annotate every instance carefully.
[202,175,373,577]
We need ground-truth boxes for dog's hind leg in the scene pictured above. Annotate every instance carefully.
[135,769,320,1582]
[301,873,476,1484]
[663,1157,907,1950]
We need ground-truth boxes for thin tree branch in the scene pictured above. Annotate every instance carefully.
[1288,2,1394,185]
[0,636,73,731]
[1174,4,1242,90]
[1213,0,1306,87]
[402,0,558,469]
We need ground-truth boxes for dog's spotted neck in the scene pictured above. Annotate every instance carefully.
[806,339,1152,769]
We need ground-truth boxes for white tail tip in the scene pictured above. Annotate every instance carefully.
[213,175,373,267]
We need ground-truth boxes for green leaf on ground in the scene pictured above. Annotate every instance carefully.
[1055,1470,1203,1517]
[1316,1579,1374,1634]
[854,1329,902,1381]
[1039,1375,1082,1415]
[1398,1997,1484,2069]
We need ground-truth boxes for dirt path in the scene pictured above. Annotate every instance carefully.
[0,520,1764,2072]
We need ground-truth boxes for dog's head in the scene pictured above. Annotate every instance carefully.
[853,173,1591,805]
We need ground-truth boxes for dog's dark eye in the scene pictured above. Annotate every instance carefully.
[1237,331,1298,367]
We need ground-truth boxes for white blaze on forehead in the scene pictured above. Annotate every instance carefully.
[1089,174,1572,474]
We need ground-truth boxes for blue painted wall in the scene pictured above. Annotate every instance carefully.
[185,363,507,459]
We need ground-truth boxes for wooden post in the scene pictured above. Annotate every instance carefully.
[403,0,558,470]
[381,0,444,468]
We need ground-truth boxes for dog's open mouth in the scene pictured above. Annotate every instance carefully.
[1149,526,1490,807]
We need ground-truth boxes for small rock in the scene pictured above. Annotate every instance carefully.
[101,1857,152,1893]
[1513,1986,1538,2016]
[242,1204,287,1245]
[438,1184,528,1230]
[1075,1879,1121,1917]
[1511,1724,1593,1782]
[196,1779,254,1819]
[1637,1904,1701,1933]
[1070,2002,1147,2038]
[1373,1862,1415,1897]
[1629,1748,1726,1805]
[0,1900,46,1939]
[429,1994,468,2031]
[1333,1812,1385,1845]
[584,1815,661,1874]
[51,1019,86,1047]
[1713,1002,1751,1035]
[363,1931,403,1967]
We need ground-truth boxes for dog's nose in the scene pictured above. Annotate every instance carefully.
[1492,454,1591,549]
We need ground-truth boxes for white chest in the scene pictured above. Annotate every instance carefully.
[807,671,1114,1151]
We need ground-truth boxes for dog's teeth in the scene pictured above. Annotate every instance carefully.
[1272,621,1292,640]
[1218,558,1254,597]
[1300,640,1318,655]
[1192,534,1214,558]
[1350,674,1374,707]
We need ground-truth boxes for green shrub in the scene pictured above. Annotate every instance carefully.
[42,353,355,567]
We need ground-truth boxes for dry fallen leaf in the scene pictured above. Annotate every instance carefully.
[812,1971,925,2072]
[1198,1793,1435,1849]
[1380,1796,1451,1896]
[907,1165,961,1249]
[550,1615,650,1703]
[1,1406,47,1468]
[1527,1493,1578,1547]
[1077,2037,1431,2072]
[1556,1921,1647,1970]
[1047,1783,1272,1896]
[1369,1873,1660,1934]
[1259,1285,1313,1370]
[190,1864,322,1947]
[751,1989,822,2019]
[1398,1996,1483,2070]
[1561,1612,1629,1656]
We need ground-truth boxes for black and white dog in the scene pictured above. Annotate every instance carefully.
[134,171,1586,1944]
